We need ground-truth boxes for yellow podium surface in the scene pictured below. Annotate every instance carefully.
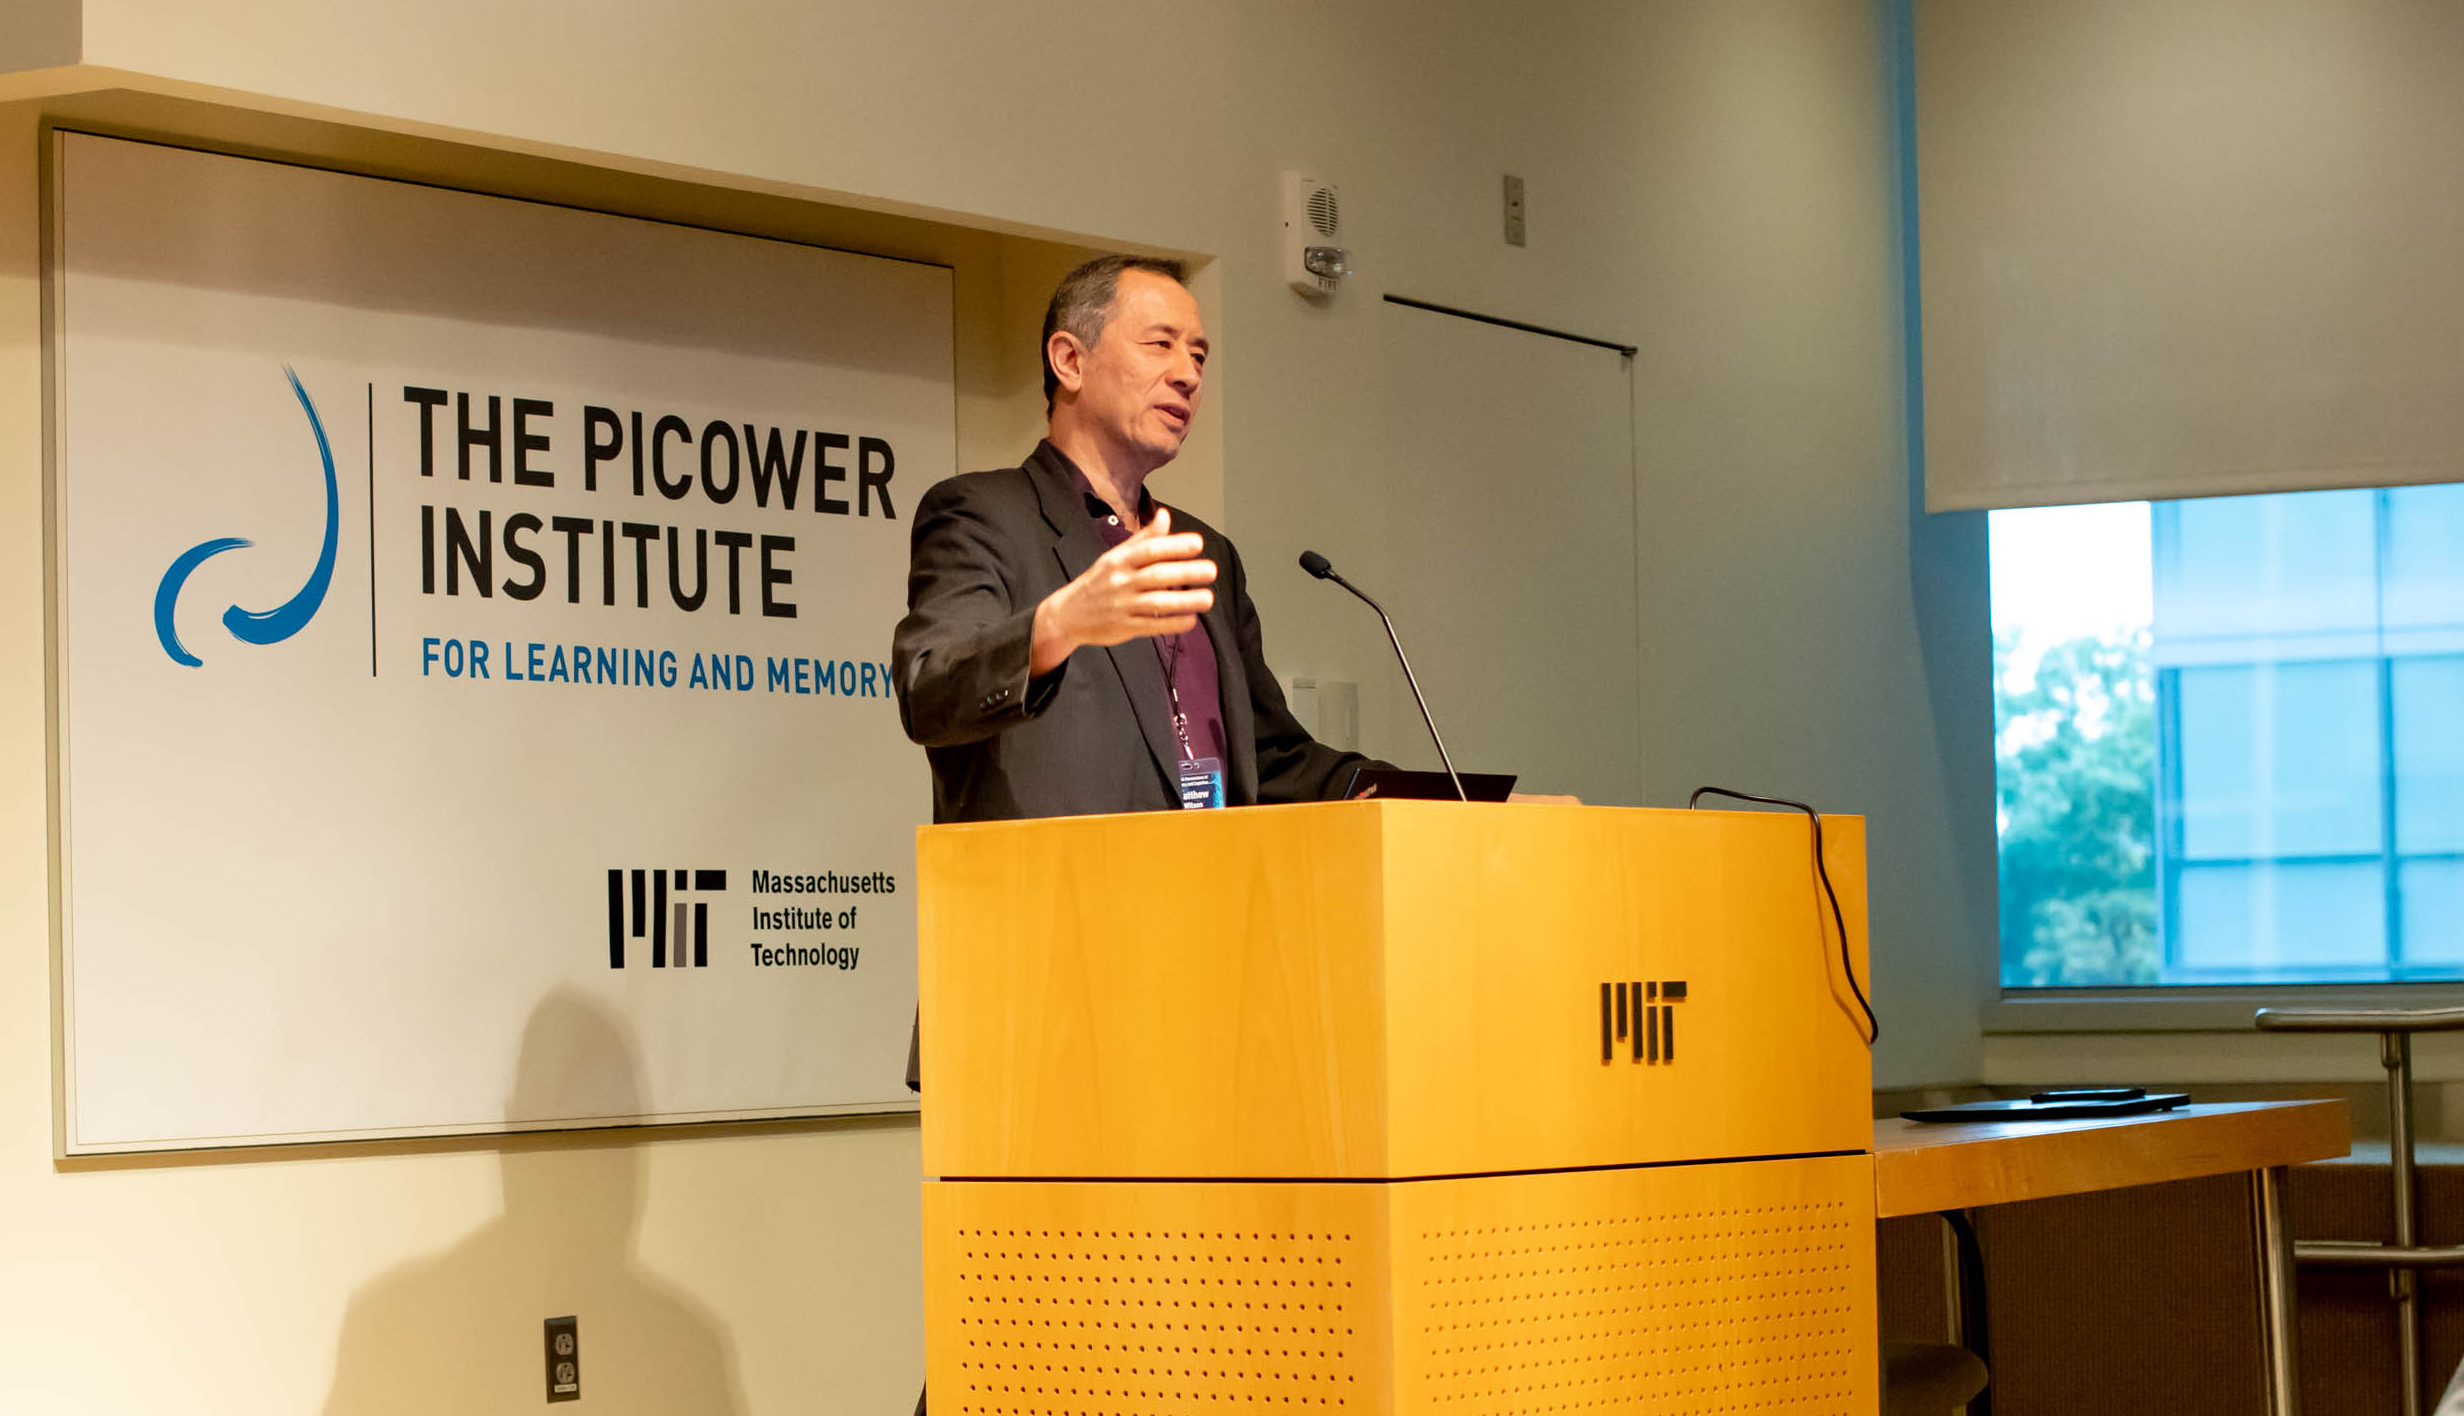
[919,800,1878,1414]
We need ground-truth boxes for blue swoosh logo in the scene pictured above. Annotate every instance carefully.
[153,366,340,668]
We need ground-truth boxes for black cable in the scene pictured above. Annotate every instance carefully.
[1687,786,1879,1046]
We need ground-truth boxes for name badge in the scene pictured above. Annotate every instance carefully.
[1177,756,1225,810]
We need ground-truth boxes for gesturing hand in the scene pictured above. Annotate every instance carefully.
[1030,506,1218,676]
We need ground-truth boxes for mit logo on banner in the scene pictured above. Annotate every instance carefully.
[608,869,727,969]
[1600,979,1687,1064]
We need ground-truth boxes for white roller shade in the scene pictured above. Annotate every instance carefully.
[1918,0,2464,511]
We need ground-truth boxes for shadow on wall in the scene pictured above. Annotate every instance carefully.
[322,991,747,1414]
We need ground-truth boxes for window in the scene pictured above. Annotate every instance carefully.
[1993,485,2464,986]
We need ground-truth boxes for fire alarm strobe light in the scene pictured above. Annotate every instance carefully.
[1283,172,1348,298]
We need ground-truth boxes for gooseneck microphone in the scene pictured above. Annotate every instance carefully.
[1298,551,1467,801]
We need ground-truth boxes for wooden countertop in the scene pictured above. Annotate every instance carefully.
[1873,1100,2351,1218]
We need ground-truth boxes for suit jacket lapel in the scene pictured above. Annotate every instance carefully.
[1198,527,1257,804]
[1027,445,1181,798]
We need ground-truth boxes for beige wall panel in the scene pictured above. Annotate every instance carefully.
[1377,805,1873,1176]
[1385,1157,1878,1414]
[920,803,1871,1180]
[0,0,79,75]
[923,1179,1392,1414]
[923,1155,1878,1414]
[919,804,1393,1180]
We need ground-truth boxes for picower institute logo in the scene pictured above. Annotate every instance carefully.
[607,868,728,968]
[1600,979,1688,1064]
[152,366,339,667]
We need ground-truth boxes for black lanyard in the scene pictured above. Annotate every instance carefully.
[1153,632,1194,762]
[1106,495,1198,763]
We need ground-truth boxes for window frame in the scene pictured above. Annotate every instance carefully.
[1984,983,2464,1035]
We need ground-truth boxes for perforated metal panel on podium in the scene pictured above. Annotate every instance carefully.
[917,800,1877,1415]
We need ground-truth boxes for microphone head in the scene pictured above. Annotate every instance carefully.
[1298,550,1333,580]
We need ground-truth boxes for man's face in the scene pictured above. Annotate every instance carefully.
[1062,271,1209,467]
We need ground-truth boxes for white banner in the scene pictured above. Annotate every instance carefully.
[50,133,946,1152]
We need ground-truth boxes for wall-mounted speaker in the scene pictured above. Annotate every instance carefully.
[1282,172,1349,298]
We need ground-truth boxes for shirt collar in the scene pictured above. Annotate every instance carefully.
[1042,439,1156,527]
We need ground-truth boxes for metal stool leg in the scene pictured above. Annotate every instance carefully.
[2387,1030,2423,1416]
[2258,1006,2464,1416]
[2254,1165,2304,1416]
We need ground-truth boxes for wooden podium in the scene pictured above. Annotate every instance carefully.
[918,800,1878,1414]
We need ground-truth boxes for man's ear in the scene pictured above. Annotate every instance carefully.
[1046,330,1087,398]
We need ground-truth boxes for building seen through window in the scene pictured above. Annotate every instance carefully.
[1993,485,2464,986]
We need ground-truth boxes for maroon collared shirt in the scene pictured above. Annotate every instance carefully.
[1060,458,1230,777]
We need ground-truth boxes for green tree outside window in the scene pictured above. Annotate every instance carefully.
[1995,629,2159,986]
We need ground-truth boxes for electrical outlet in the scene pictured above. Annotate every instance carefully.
[1503,174,1526,247]
[544,1316,579,1403]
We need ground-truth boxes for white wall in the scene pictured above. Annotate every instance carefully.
[0,3,1992,1411]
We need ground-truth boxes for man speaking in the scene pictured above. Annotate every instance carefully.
[892,254,1385,821]
[893,256,1446,1416]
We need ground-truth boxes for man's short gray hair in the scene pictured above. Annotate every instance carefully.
[1042,254,1190,412]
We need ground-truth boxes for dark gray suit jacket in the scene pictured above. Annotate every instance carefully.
[892,441,1380,823]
